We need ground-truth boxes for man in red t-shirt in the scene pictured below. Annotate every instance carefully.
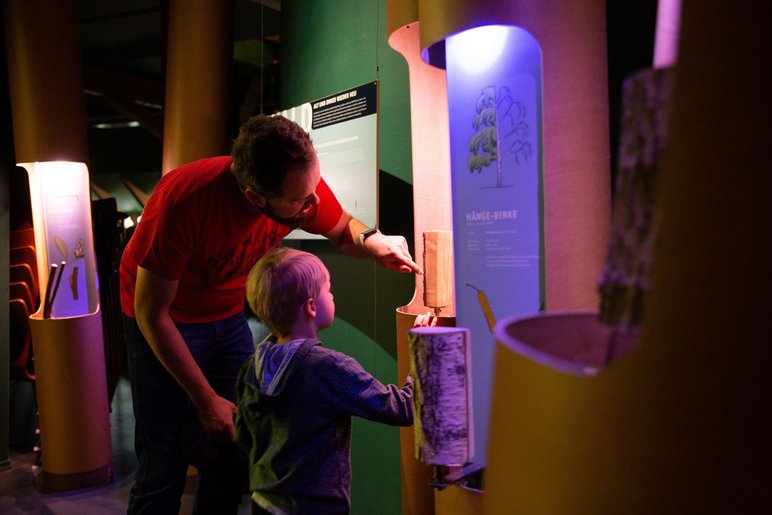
[119,114,422,514]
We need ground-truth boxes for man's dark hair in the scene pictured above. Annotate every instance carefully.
[231,114,316,198]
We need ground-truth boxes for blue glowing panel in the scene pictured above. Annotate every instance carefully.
[446,25,543,464]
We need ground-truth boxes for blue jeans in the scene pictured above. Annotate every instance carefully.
[125,313,254,515]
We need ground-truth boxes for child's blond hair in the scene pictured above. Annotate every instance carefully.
[247,247,328,336]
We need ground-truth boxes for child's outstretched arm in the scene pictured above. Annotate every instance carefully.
[321,352,414,427]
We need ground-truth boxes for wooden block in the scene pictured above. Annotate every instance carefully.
[423,230,453,310]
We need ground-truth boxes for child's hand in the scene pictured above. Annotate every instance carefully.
[414,312,438,327]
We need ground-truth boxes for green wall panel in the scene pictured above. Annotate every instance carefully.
[281,0,413,184]
[319,319,404,515]
[281,2,416,513]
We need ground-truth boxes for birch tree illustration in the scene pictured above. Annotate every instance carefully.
[468,85,532,187]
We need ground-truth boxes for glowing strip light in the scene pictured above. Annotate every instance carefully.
[92,120,140,129]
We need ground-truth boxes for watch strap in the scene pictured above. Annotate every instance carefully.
[359,228,379,246]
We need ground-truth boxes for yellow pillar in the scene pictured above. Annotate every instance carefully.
[28,313,112,492]
[162,0,234,174]
[2,0,89,163]
[161,0,235,488]
[2,0,112,492]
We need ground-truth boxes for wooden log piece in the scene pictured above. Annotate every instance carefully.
[423,230,454,313]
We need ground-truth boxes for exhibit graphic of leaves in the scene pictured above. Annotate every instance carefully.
[468,85,531,188]
[54,236,68,260]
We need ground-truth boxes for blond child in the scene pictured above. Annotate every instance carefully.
[235,248,417,514]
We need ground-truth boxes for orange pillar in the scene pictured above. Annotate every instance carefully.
[388,1,456,513]
[162,0,234,174]
[2,0,89,163]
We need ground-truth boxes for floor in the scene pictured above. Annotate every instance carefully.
[0,377,253,514]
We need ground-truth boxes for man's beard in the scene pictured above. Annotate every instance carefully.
[261,202,313,229]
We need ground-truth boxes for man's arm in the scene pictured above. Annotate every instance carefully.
[134,266,237,443]
[320,211,423,274]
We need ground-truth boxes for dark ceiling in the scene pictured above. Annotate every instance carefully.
[5,1,657,219]
[78,0,282,178]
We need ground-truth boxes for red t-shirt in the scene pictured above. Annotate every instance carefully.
[119,156,342,322]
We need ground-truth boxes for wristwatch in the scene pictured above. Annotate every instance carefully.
[359,227,379,246]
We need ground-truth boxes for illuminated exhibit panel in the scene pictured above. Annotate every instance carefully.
[23,161,100,318]
[444,25,543,464]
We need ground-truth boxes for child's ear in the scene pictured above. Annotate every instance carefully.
[304,297,316,318]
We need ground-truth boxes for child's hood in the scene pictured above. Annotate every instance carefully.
[253,336,319,396]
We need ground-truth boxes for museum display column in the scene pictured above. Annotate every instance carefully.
[22,162,112,492]
[3,0,112,492]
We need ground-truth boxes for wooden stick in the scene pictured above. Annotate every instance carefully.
[42,263,57,318]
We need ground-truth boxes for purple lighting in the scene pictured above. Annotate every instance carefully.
[446,25,509,75]
[445,24,543,464]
